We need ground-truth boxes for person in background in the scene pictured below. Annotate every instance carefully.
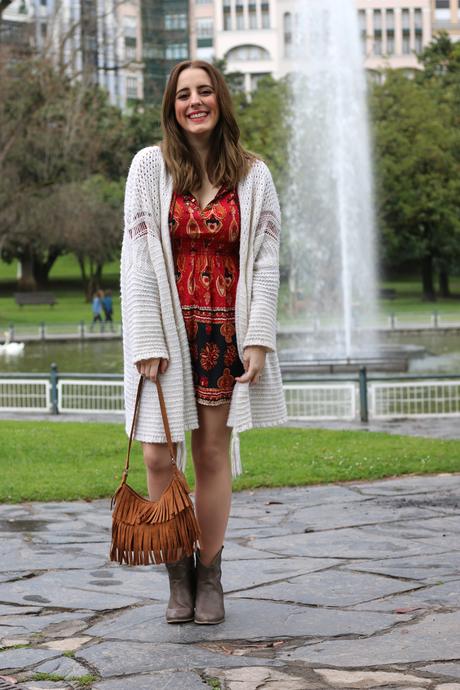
[102,289,114,331]
[90,290,103,331]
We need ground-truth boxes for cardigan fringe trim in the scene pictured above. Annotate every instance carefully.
[231,429,242,478]
[176,440,186,474]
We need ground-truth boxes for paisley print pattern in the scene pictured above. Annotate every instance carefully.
[169,185,244,405]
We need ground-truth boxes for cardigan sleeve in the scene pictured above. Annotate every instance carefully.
[242,166,281,354]
[121,148,169,364]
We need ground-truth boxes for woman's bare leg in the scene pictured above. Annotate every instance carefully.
[191,403,232,567]
[141,441,176,502]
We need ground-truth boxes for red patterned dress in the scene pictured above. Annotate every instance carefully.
[169,185,245,405]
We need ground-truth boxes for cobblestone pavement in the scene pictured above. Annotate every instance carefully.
[1,474,460,689]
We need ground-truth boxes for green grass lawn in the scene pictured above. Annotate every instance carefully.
[1,255,459,327]
[0,256,121,327]
[1,421,459,502]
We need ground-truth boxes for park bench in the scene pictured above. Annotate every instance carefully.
[378,288,397,300]
[14,292,57,307]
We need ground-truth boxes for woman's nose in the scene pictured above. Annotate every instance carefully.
[190,91,203,106]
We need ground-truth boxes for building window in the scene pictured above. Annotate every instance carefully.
[386,9,394,55]
[358,10,366,53]
[414,8,423,53]
[402,8,410,30]
[261,2,270,29]
[223,7,231,31]
[165,43,188,59]
[236,4,244,30]
[284,12,292,58]
[249,4,257,30]
[386,8,394,30]
[402,9,411,54]
[126,77,138,99]
[123,16,137,61]
[373,10,382,55]
[196,17,213,38]
[226,44,271,61]
[165,13,187,30]
[196,0,212,4]
[40,0,47,5]
[144,45,164,59]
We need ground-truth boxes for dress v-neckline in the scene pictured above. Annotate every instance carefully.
[188,184,226,212]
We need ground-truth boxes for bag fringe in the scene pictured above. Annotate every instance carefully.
[110,466,200,566]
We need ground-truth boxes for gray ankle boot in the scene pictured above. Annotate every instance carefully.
[194,546,225,625]
[165,554,195,623]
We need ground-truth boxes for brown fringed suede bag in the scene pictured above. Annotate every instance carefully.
[110,375,200,566]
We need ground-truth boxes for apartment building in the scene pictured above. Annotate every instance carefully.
[189,0,214,60]
[212,0,434,90]
[3,1,457,106]
[117,0,144,108]
[141,0,189,102]
[1,0,142,109]
[432,0,460,40]
[357,0,432,76]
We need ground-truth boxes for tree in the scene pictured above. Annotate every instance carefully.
[370,64,460,301]
[59,176,123,299]
[416,33,460,297]
[0,56,126,289]
[124,102,162,159]
[234,75,291,197]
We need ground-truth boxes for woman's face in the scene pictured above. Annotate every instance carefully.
[174,67,219,141]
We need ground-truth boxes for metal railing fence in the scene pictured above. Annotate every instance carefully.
[2,310,460,344]
[1,366,460,422]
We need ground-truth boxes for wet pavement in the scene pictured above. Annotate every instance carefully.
[1,473,460,689]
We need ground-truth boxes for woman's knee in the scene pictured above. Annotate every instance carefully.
[141,442,174,473]
[192,437,230,475]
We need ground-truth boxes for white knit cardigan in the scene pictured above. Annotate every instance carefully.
[120,145,287,477]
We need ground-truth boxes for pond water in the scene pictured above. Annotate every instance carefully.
[0,340,123,375]
[0,331,460,376]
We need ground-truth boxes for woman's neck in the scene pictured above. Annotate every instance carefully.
[187,133,211,169]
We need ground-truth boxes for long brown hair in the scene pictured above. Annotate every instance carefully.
[160,60,256,193]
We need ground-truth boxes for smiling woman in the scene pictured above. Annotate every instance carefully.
[120,59,287,626]
[174,71,219,142]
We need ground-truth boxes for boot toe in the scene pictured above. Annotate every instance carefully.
[166,606,194,623]
[194,611,225,625]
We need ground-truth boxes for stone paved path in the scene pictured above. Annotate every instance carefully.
[1,474,460,690]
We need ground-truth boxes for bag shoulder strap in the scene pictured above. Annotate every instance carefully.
[122,376,176,482]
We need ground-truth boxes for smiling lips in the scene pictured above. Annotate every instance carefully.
[188,111,209,121]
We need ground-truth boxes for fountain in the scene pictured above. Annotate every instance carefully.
[281,0,389,373]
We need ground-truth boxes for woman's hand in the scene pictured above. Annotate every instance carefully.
[235,346,267,385]
[136,357,169,382]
